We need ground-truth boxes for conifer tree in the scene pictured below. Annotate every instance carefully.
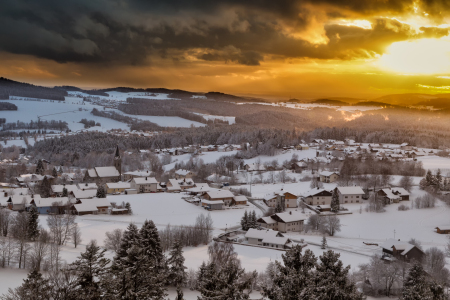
[175,287,184,300]
[35,159,45,175]
[275,202,283,213]
[240,211,249,231]
[125,202,132,214]
[2,269,52,300]
[96,185,106,198]
[115,223,139,260]
[52,167,58,178]
[435,169,442,191]
[70,240,110,300]
[62,187,68,197]
[27,206,40,241]
[425,170,435,187]
[331,188,340,212]
[249,211,257,229]
[402,262,437,300]
[311,250,363,299]
[39,176,51,198]
[321,236,327,249]
[167,240,187,287]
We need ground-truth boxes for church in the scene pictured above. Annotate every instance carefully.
[84,145,122,185]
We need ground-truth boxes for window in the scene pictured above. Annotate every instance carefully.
[356,196,360,198]
[345,196,348,198]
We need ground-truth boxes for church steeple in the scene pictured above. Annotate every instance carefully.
[114,145,122,175]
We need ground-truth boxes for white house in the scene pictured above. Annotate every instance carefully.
[336,186,364,204]
[130,177,158,193]
[245,228,292,249]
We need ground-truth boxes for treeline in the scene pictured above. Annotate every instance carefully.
[0,77,67,101]
[91,108,162,131]
[0,102,17,110]
[2,120,68,131]
[119,98,229,125]
[79,119,100,128]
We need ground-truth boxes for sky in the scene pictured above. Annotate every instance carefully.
[2,0,450,99]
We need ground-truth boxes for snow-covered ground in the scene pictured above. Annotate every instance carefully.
[417,155,450,173]
[69,91,179,101]
[238,102,384,112]
[193,112,236,124]
[112,109,205,128]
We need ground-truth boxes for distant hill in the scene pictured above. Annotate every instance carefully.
[311,99,349,106]
[0,77,67,101]
[415,98,450,109]
[205,91,265,102]
[354,101,404,108]
[373,93,439,106]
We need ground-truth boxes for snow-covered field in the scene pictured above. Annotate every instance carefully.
[69,91,179,101]
[417,155,450,173]
[193,112,236,124]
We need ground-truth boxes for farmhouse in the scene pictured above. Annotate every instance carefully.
[130,177,158,193]
[381,239,425,262]
[264,189,298,208]
[31,197,70,214]
[233,195,248,205]
[319,171,340,183]
[123,170,151,181]
[7,194,41,211]
[243,163,266,172]
[257,216,278,231]
[270,211,306,233]
[245,228,292,249]
[201,199,224,210]
[204,189,234,205]
[72,202,98,215]
[303,189,333,205]
[105,182,131,194]
[174,169,195,179]
[336,186,364,204]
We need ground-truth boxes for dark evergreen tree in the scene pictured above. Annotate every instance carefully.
[39,176,51,198]
[275,202,283,213]
[125,202,132,214]
[96,185,106,198]
[70,240,110,300]
[435,169,442,191]
[35,159,45,175]
[175,287,184,300]
[27,206,40,241]
[402,262,441,300]
[310,250,363,299]
[62,187,68,197]
[167,240,187,287]
[321,236,327,249]
[249,211,257,229]
[52,167,58,178]
[331,188,340,212]
[2,269,52,300]
[240,211,249,231]
[115,223,139,260]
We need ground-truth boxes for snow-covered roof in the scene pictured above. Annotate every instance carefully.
[337,186,365,195]
[245,229,289,245]
[78,183,98,190]
[124,170,151,176]
[74,202,98,213]
[302,188,332,197]
[72,189,97,199]
[175,169,191,176]
[106,182,131,189]
[381,239,418,255]
[133,177,158,184]
[273,211,306,223]
[320,171,339,177]
[258,216,277,225]
[95,167,120,178]
[233,195,247,201]
[391,187,409,196]
[206,189,234,199]
[186,183,210,193]
[87,169,97,178]
[7,194,41,205]
[32,197,70,208]
[81,198,111,208]
[380,189,401,200]
[168,179,181,190]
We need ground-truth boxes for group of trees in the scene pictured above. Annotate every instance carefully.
[0,102,17,111]
[306,214,342,236]
[2,120,68,132]
[420,169,450,192]
[240,211,258,231]
[79,119,101,129]
[0,77,67,101]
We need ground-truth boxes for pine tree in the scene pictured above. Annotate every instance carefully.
[115,223,139,260]
[3,269,52,300]
[240,211,249,231]
[249,211,257,229]
[52,167,58,178]
[167,240,187,287]
[70,240,110,300]
[62,187,68,197]
[35,159,45,175]
[175,287,184,300]
[331,188,340,212]
[96,185,106,198]
[125,202,132,214]
[311,250,363,299]
[27,206,40,241]
[275,202,283,213]
[435,169,442,191]
[425,170,435,187]
[39,176,51,198]
[402,262,434,300]
[321,236,327,249]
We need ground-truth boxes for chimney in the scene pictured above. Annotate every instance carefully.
[289,211,292,215]
[145,177,147,180]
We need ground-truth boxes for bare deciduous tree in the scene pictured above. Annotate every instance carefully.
[72,223,82,248]
[322,215,341,236]
[47,214,77,246]
[10,212,29,268]
[104,229,123,253]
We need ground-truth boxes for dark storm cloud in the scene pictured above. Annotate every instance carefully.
[0,0,448,66]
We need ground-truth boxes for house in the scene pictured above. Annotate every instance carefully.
[185,183,210,196]
[84,146,122,184]
[51,184,79,196]
[167,178,195,192]
[243,163,266,172]
[72,189,97,200]
[291,161,307,173]
[174,169,195,180]
[204,190,234,205]
[31,197,70,214]
[319,171,340,183]
[233,195,248,205]
[264,189,298,208]
[377,188,410,204]
[130,177,158,193]
[201,199,224,210]
[245,228,292,249]
[257,216,278,230]
[269,211,306,233]
[391,188,410,201]
[105,182,131,194]
[295,144,310,150]
[77,183,98,190]
[336,187,364,204]
[7,194,41,211]
[83,198,111,214]
[435,226,450,234]
[381,239,425,262]
[303,189,333,205]
[72,202,98,215]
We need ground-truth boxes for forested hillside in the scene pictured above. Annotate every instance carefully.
[0,77,67,100]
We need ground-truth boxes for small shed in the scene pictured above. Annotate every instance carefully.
[201,199,224,210]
